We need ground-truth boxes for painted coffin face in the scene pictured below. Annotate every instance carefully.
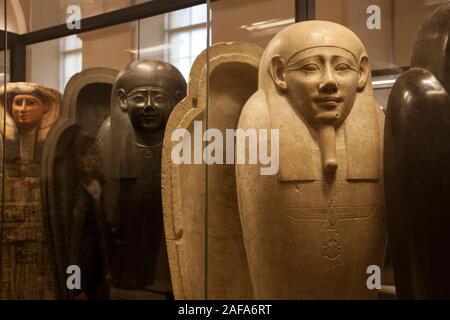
[12,94,49,131]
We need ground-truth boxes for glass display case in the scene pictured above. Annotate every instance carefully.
[0,0,449,301]
[1,0,209,301]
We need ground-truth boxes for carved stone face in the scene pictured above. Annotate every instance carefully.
[283,47,362,127]
[270,44,369,129]
[118,85,173,132]
[11,94,49,131]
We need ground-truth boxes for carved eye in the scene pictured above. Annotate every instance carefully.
[300,63,320,72]
[131,95,146,104]
[335,63,351,72]
[26,100,36,107]
[154,95,169,104]
[14,99,23,106]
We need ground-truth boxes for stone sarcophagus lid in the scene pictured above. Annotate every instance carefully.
[385,3,450,299]
[98,60,187,299]
[162,42,263,300]
[236,21,387,299]
[41,68,118,299]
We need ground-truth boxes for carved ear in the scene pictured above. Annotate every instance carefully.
[116,88,128,112]
[270,56,288,91]
[357,55,370,91]
[174,91,185,105]
[42,103,50,114]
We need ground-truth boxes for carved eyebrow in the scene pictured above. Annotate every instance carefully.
[286,46,358,67]
[286,55,359,73]
[285,56,323,71]
[126,87,171,96]
[331,56,359,70]
[332,55,357,62]
[127,89,148,96]
[150,89,170,96]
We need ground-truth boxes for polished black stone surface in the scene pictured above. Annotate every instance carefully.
[384,3,450,299]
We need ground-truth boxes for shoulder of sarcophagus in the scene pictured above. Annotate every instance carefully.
[387,68,448,115]
[94,116,111,177]
[238,89,271,131]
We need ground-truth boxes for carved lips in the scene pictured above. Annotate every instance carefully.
[314,96,343,108]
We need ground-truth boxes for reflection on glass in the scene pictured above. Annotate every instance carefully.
[27,22,137,92]
[2,0,209,301]
[27,39,65,91]
[315,0,449,70]
[169,7,191,29]
[63,34,83,52]
[166,4,207,80]
[16,0,156,33]
[137,4,207,81]
[191,4,208,25]
[170,32,191,60]
[0,51,10,85]
[61,35,83,92]
[210,0,295,48]
[191,28,207,57]
[63,54,83,91]
[27,37,83,93]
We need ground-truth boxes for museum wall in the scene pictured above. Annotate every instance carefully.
[393,0,444,66]
[79,23,136,71]
[138,14,167,62]
[316,0,394,70]
[0,0,27,33]
[18,0,140,32]
[23,1,169,93]
[26,39,61,90]
[316,0,445,69]
[211,0,295,48]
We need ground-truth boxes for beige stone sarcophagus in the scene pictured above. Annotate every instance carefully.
[162,42,263,300]
[164,21,387,300]
[236,21,387,299]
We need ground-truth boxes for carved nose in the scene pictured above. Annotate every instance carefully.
[143,94,157,112]
[319,70,338,94]
[143,103,156,112]
[320,82,338,94]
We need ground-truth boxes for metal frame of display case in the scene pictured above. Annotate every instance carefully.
[1,0,207,81]
[0,0,314,82]
[1,0,401,82]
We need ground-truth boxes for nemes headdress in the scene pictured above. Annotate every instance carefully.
[114,59,187,108]
[0,82,61,141]
[260,20,368,90]
[256,21,381,182]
